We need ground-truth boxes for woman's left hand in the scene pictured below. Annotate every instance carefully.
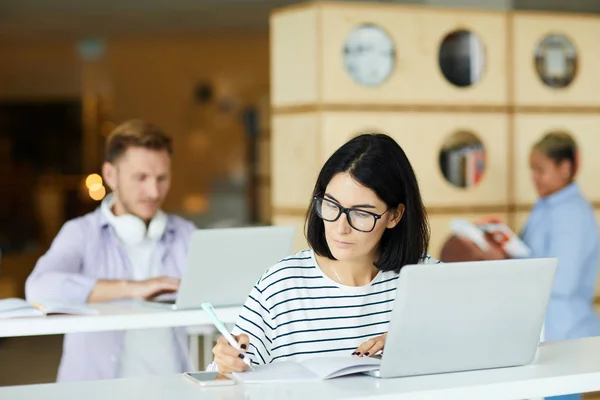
[352,334,387,357]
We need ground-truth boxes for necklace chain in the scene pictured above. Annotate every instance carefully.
[330,265,344,284]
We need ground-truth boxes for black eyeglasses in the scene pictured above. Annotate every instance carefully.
[313,196,388,233]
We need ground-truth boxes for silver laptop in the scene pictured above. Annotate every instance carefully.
[368,257,557,378]
[148,225,296,310]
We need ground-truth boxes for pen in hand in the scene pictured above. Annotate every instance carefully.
[201,302,255,371]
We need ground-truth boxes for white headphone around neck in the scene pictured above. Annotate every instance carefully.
[101,194,167,246]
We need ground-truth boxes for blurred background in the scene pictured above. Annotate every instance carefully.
[2,0,600,391]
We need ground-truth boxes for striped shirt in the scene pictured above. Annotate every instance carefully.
[231,249,440,366]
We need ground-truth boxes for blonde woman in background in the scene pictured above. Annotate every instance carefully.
[523,132,600,400]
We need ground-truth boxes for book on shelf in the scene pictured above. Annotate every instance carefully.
[440,142,485,188]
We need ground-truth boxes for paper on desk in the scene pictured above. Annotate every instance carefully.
[233,362,318,383]
[301,356,381,379]
[0,298,99,318]
[233,356,381,383]
[33,301,99,316]
[0,298,43,318]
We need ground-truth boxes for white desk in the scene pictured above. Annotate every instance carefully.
[0,302,242,368]
[2,336,600,400]
[0,302,241,338]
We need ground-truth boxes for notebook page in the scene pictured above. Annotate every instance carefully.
[300,356,381,380]
[0,298,42,318]
[233,361,318,383]
[34,302,99,316]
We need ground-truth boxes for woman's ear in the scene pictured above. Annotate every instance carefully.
[386,204,405,229]
[558,159,573,181]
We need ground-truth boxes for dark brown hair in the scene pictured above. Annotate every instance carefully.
[533,131,578,177]
[305,133,430,273]
[105,119,173,163]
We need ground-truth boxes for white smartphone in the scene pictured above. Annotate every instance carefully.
[183,371,237,386]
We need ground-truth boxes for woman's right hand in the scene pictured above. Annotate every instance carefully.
[212,334,250,373]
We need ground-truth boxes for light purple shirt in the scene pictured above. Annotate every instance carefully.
[25,206,196,382]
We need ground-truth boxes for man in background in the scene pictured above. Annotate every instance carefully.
[26,119,196,382]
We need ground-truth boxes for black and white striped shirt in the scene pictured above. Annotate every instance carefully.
[231,249,440,366]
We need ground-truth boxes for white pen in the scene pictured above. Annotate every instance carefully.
[201,302,255,371]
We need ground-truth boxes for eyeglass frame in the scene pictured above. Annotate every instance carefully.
[312,195,390,233]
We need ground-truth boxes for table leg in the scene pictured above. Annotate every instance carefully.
[188,334,199,371]
[202,331,215,368]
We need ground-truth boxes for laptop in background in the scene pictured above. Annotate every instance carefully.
[147,225,296,310]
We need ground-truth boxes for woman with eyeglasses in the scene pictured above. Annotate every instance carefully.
[211,133,439,373]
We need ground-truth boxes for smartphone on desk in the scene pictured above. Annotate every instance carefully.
[184,371,237,386]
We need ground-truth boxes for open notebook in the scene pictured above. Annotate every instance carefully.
[0,298,99,318]
[232,356,381,383]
